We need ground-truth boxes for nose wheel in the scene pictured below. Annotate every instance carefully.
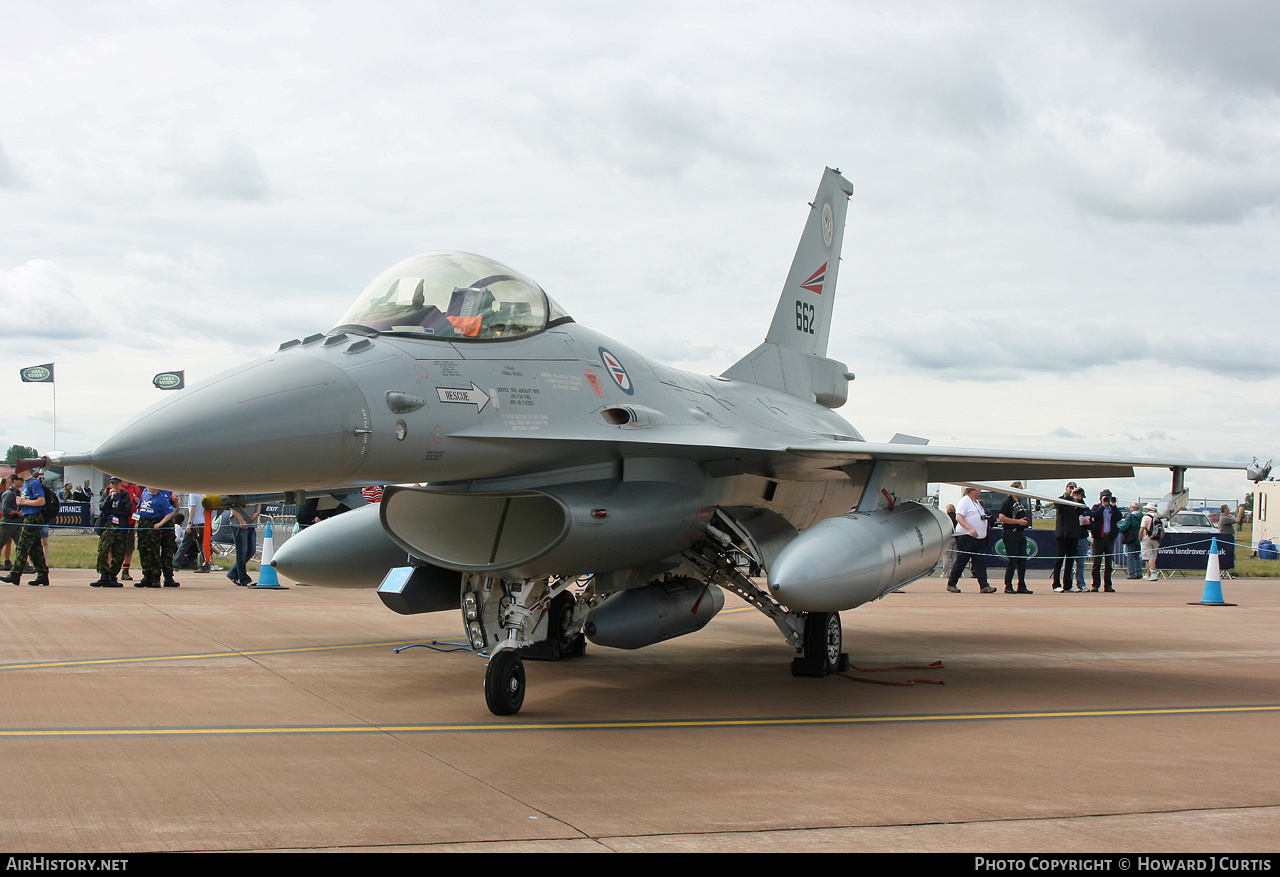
[485,649,526,715]
[791,611,849,677]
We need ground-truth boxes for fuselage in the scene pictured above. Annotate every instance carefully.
[90,319,866,527]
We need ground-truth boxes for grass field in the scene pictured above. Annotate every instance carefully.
[32,534,259,574]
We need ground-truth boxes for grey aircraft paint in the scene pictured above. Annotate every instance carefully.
[58,168,1263,715]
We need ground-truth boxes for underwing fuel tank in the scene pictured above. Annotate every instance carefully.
[583,577,725,650]
[768,502,952,612]
[271,503,409,588]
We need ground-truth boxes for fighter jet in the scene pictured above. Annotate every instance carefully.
[64,168,1265,715]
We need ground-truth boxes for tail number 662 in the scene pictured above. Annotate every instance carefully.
[795,300,816,335]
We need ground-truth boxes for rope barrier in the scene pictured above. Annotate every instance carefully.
[942,533,1255,562]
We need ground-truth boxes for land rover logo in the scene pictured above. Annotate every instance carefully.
[22,366,49,381]
[152,371,185,390]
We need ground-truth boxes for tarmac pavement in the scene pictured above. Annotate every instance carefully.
[0,567,1276,852]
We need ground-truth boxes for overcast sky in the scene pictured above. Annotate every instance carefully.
[2,0,1275,502]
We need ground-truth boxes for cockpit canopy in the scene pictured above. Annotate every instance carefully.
[332,251,571,341]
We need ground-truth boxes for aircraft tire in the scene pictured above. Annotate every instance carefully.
[792,611,845,677]
[549,590,586,658]
[819,611,844,673]
[485,650,526,716]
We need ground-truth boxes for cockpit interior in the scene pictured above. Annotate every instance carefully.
[333,251,571,341]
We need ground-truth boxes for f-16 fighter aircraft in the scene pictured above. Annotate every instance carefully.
[67,168,1267,715]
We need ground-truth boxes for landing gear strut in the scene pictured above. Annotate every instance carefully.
[791,611,848,677]
[463,575,589,716]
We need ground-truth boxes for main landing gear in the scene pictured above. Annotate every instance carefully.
[684,523,849,680]
[790,611,849,677]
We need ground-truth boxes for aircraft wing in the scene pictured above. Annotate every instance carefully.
[951,481,1087,508]
[783,441,1250,483]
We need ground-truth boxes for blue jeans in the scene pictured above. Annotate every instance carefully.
[1124,541,1142,577]
[231,527,256,584]
[1075,537,1089,587]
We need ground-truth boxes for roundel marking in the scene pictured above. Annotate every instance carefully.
[822,202,833,248]
[598,347,634,395]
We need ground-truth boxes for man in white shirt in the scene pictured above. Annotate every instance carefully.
[1140,503,1163,581]
[176,493,212,573]
[947,487,996,594]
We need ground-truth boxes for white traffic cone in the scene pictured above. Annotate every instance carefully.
[253,519,284,588]
[1188,537,1235,606]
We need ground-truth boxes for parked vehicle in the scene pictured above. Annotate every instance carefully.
[1165,511,1216,534]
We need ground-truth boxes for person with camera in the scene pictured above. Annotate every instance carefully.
[1089,489,1120,591]
[1053,482,1087,592]
[998,483,1033,594]
[948,486,996,594]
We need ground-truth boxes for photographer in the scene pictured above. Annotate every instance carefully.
[998,483,1033,594]
[947,486,996,594]
[1089,489,1120,591]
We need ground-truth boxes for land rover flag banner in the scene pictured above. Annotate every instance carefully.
[153,370,185,390]
[19,363,54,383]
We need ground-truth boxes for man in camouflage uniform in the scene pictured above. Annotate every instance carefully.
[1,467,49,586]
[136,487,179,588]
[0,475,21,570]
[118,481,142,580]
[91,478,132,588]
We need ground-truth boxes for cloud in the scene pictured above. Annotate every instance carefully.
[1051,427,1084,439]
[1039,110,1280,224]
[1084,0,1280,95]
[534,76,759,178]
[892,46,1021,142]
[861,308,1277,384]
[121,249,228,285]
[0,261,97,340]
[0,142,30,189]
[169,136,269,201]
[868,312,1151,381]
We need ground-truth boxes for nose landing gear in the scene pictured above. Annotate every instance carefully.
[484,649,526,716]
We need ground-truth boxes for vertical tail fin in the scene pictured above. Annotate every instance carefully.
[766,167,853,358]
[724,168,854,407]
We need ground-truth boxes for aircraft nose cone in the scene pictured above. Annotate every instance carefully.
[92,353,370,493]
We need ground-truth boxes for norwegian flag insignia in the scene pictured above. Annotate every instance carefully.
[801,262,827,294]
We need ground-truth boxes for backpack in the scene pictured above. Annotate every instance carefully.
[1147,514,1164,540]
[41,485,60,524]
